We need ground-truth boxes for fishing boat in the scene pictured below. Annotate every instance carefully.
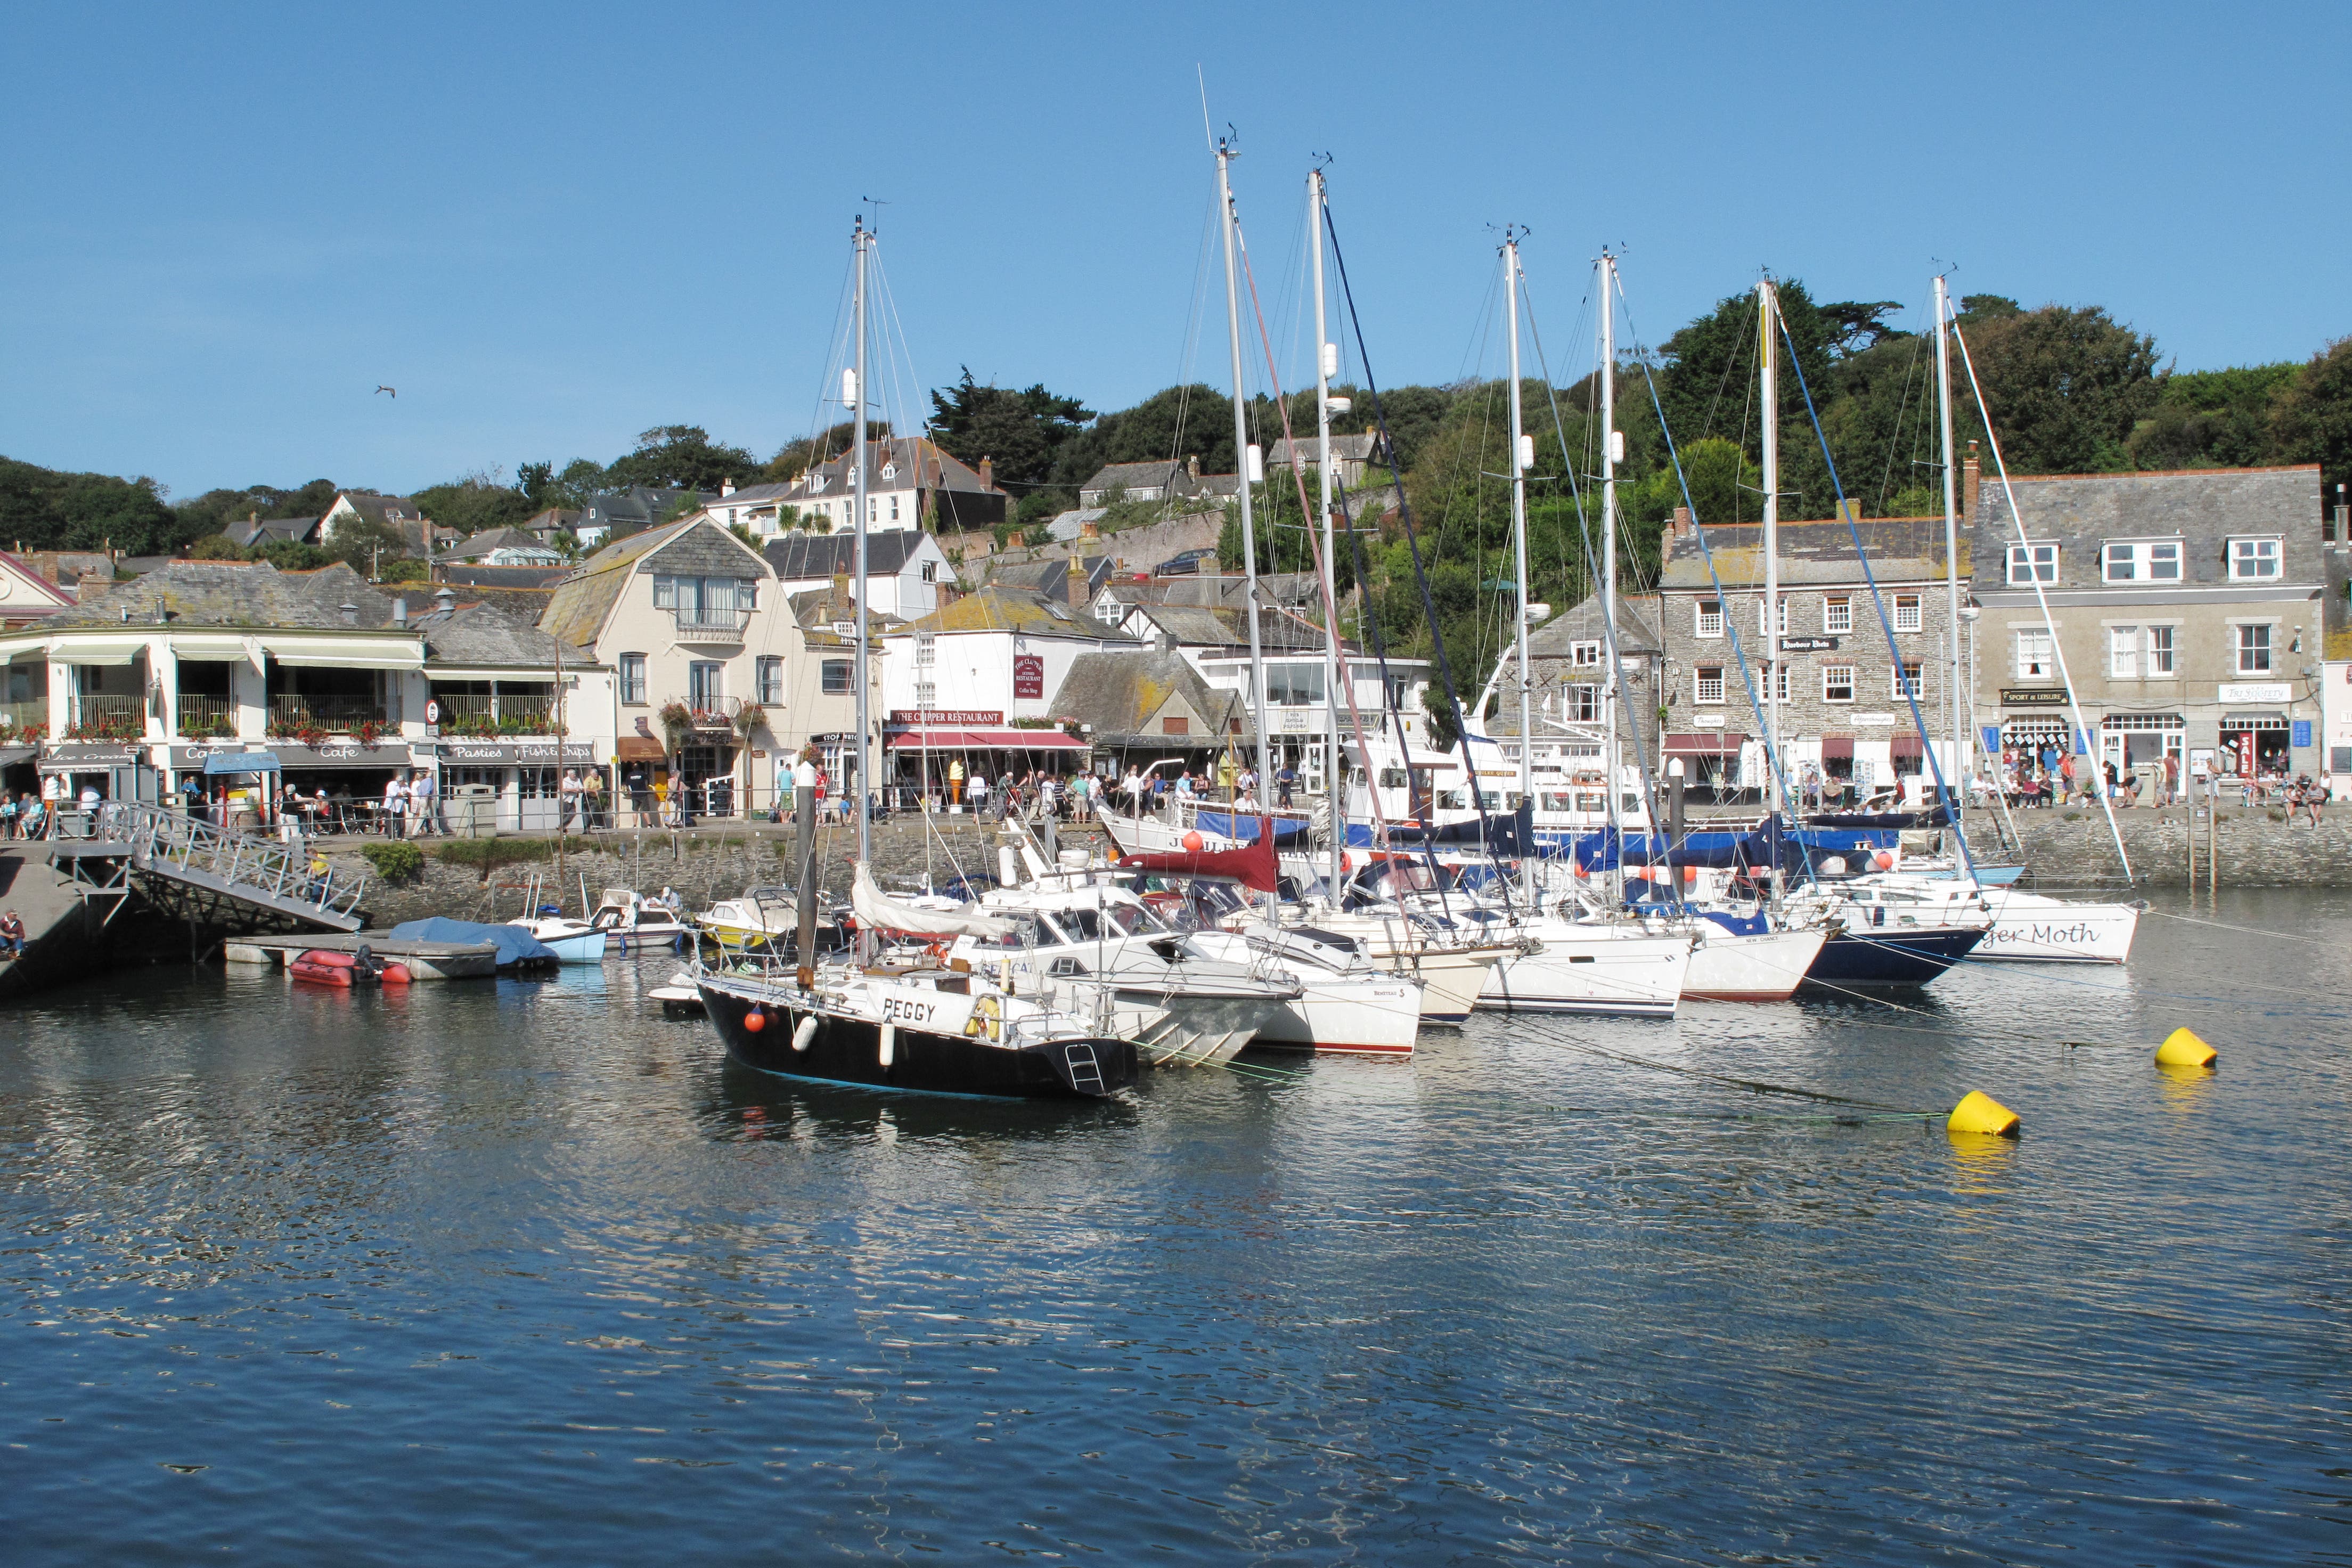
[507,909,609,965]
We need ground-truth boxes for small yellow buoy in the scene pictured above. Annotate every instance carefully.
[1947,1090,2021,1138]
[2154,1027,2217,1070]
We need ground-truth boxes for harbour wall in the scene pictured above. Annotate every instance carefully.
[1983,806,2348,889]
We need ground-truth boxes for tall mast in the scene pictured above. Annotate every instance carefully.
[1934,273,1964,810]
[1216,140,1270,878]
[851,214,872,879]
[1312,167,1342,899]
[1505,232,1533,810]
[1598,250,1621,883]
[1759,277,1781,819]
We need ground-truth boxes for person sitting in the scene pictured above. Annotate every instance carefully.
[0,908,24,958]
[2301,775,2326,827]
[19,797,46,839]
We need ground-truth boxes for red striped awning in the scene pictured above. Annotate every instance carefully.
[1663,731,1746,754]
[886,726,1088,750]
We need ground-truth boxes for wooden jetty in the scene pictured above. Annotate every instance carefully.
[222,932,500,981]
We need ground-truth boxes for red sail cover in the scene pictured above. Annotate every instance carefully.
[1115,819,1279,892]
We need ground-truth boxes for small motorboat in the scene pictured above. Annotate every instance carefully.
[588,888,696,952]
[696,885,801,952]
[650,970,707,1018]
[289,945,412,987]
[507,907,609,965]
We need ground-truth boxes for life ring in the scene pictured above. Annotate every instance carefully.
[963,993,1002,1041]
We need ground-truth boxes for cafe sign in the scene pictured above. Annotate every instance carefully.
[271,742,414,766]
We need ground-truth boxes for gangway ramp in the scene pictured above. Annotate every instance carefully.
[81,802,367,934]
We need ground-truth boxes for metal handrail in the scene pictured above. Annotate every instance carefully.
[91,801,369,922]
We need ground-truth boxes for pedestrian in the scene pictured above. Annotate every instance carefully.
[0,908,23,959]
[0,792,14,840]
[410,770,439,836]
[583,769,604,830]
[1038,772,1057,820]
[968,770,989,818]
[1276,761,1297,809]
[381,773,407,837]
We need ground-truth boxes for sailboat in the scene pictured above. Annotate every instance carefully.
[694,215,1140,1099]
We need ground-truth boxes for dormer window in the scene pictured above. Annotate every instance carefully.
[2104,540,2181,582]
[2228,536,2281,580]
[881,462,897,482]
[2007,542,2060,585]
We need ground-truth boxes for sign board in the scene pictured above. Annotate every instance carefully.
[40,745,143,771]
[1692,714,1725,728]
[2219,682,2291,704]
[1851,712,1895,726]
[424,698,442,725]
[1013,654,1046,700]
[2237,731,2255,779]
[270,742,414,767]
[168,745,274,769]
[424,740,593,765]
[2000,688,2068,706]
[1779,636,1839,652]
[887,709,1001,725]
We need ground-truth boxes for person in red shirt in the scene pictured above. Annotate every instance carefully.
[0,910,25,959]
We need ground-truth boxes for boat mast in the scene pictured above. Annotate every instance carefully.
[1759,277,1781,822]
[1934,272,1964,815]
[1505,232,1533,815]
[1312,166,1342,900]
[1599,249,1621,896]
[1216,138,1272,912]
[851,214,873,889]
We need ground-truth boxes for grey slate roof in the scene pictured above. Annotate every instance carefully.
[1125,601,1340,655]
[1526,591,1665,656]
[1659,517,1958,591]
[764,530,930,582]
[577,487,712,536]
[413,599,591,669]
[1264,432,1388,466]
[1046,647,1242,743]
[446,526,550,560]
[437,565,574,590]
[1971,464,2322,592]
[991,555,1117,600]
[225,515,323,548]
[781,438,1003,502]
[46,560,400,630]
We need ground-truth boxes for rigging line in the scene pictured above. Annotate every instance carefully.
[1948,307,2135,884]
[1773,304,1975,880]
[1929,953,2352,1020]
[1612,282,1802,823]
[1872,291,1933,514]
[1697,286,1760,447]
[1520,1027,1938,1113]
[1322,201,1516,900]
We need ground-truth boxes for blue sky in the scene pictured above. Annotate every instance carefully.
[4,1,2345,500]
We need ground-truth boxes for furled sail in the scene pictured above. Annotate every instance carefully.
[850,862,1016,939]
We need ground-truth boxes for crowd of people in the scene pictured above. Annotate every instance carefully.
[1971,744,2325,823]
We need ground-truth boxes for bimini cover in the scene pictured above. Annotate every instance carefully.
[851,862,1016,939]
[389,916,557,966]
[1115,818,1280,893]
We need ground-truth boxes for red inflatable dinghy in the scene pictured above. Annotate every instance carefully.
[288,948,412,987]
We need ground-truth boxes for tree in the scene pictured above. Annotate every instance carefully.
[2271,337,2352,502]
[928,368,1094,494]
[758,420,890,486]
[604,425,757,492]
[326,513,413,576]
[411,471,534,540]
[1819,300,1911,359]
[1959,305,2160,473]
[0,458,185,555]
[516,461,555,507]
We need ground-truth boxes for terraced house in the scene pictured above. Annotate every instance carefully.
[1971,464,2329,785]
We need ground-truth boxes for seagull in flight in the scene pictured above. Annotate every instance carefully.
[374,385,396,398]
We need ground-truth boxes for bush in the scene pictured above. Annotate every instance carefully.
[359,841,426,883]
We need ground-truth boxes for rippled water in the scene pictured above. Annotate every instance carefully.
[4,892,2350,1564]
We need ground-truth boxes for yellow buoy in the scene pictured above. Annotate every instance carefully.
[2154,1027,2217,1069]
[1947,1090,2021,1138]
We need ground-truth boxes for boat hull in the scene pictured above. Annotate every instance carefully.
[1973,894,2140,963]
[699,981,1138,1099]
[538,929,609,965]
[1803,924,1985,989]
[1683,927,1828,1002]
[1115,989,1288,1068]
[1248,976,1423,1056]
[1479,929,1690,1017]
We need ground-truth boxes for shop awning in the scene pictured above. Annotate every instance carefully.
[886,726,1087,751]
[1819,736,1855,761]
[169,634,255,662]
[1891,734,1924,758]
[203,752,281,774]
[614,737,666,761]
[0,746,33,768]
[47,638,146,666]
[1663,731,1746,754]
[262,635,424,670]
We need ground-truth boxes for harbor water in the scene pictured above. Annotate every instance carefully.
[3,892,2348,1563]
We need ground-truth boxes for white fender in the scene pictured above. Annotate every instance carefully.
[791,1015,817,1052]
[879,1023,895,1068]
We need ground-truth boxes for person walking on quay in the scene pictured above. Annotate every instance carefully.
[407,770,438,836]
[381,773,407,837]
[2159,751,2179,809]
[0,908,24,959]
[582,769,604,830]
[0,791,16,840]
[1276,761,1296,810]
[558,769,582,831]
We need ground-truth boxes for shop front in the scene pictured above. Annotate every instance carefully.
[173,741,413,833]
[884,709,1089,811]
[423,739,602,832]
[39,744,158,830]
[1662,731,1746,800]
[2098,713,2184,780]
[2217,713,2290,780]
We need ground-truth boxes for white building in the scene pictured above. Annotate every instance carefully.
[770,438,1009,537]
[764,530,955,622]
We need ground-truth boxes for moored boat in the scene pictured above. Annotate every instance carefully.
[289,946,412,987]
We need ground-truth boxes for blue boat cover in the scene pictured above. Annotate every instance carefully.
[1189,810,1311,843]
[1698,908,1772,937]
[389,917,557,966]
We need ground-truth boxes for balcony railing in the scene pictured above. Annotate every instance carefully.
[70,693,147,739]
[0,698,47,738]
[269,693,399,732]
[176,693,235,738]
[672,607,750,643]
[436,691,559,736]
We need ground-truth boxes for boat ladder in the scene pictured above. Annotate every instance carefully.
[1061,1041,1105,1095]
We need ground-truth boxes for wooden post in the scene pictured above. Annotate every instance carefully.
[2208,799,2218,894]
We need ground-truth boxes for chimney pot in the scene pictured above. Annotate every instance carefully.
[1962,441,1982,520]
[1671,504,1691,536]
[393,597,407,627]
[1187,454,1200,481]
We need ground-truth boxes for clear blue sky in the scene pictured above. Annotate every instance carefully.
[4,1,2344,501]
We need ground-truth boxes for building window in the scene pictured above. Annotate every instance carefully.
[1263,663,1326,706]
[1757,598,1788,636]
[888,495,900,524]
[619,654,647,705]
[2109,626,2138,679]
[1566,683,1599,722]
[2007,543,2060,584]
[651,576,677,609]
[1570,640,1601,666]
[1163,715,1188,734]
[820,659,852,695]
[2236,623,2273,674]
[2104,540,2182,582]
[1892,662,1923,698]
[688,661,724,710]
[1695,666,1725,705]
[2147,625,2176,675]
[914,680,936,707]
[915,631,936,668]
[1892,594,1921,632]
[2228,537,2281,580]
[756,656,783,705]
[2015,627,2055,679]
[1823,595,1852,633]
[1822,664,1855,703]
[1694,599,1722,638]
[920,561,937,583]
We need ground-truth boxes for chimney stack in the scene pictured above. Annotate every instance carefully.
[721,477,736,497]
[1066,554,1088,607]
[978,455,994,490]
[339,601,359,626]
[1671,504,1690,538]
[1963,441,1981,520]
[393,597,407,627]
[1187,453,1200,482]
